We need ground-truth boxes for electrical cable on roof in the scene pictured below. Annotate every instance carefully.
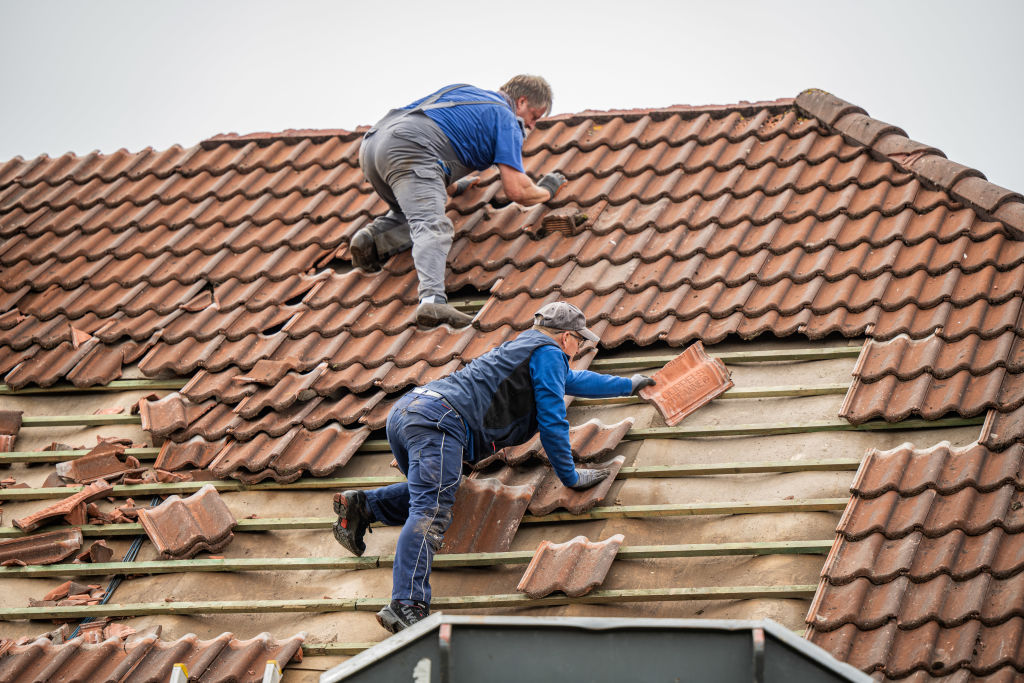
[69,496,161,640]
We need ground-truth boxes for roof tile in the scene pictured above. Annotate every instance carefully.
[13,480,113,532]
[0,529,83,567]
[0,630,305,683]
[516,534,624,599]
[809,440,1024,680]
[488,417,634,468]
[137,484,237,559]
[440,477,535,554]
[640,340,733,425]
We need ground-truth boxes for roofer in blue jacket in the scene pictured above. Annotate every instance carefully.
[332,302,656,633]
[351,75,568,328]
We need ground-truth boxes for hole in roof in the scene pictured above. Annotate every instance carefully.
[321,255,355,275]
[261,320,289,336]
[284,291,308,307]
[488,196,511,210]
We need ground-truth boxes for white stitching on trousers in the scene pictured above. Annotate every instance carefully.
[407,407,462,601]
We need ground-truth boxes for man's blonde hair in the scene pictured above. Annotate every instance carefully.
[500,75,553,115]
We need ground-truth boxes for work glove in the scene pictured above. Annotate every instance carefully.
[450,176,479,197]
[630,374,656,395]
[537,171,567,200]
[569,467,611,490]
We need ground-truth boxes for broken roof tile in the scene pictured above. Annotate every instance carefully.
[0,529,83,567]
[137,484,237,559]
[639,340,733,425]
[0,630,305,683]
[440,477,535,554]
[517,534,624,599]
[13,480,113,532]
[55,442,144,483]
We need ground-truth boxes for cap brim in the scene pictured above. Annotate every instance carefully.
[579,327,600,343]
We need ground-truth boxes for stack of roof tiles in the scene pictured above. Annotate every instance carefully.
[806,441,1024,681]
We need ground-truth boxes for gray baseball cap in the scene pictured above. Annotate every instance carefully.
[533,302,600,343]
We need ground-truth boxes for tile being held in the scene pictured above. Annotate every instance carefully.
[640,340,733,426]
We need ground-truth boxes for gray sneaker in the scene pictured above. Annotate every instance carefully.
[376,600,430,634]
[416,302,473,328]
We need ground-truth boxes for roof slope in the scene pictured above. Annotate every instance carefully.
[2,89,1024,452]
[2,88,1024,672]
[806,441,1024,681]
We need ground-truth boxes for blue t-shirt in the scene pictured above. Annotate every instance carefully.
[403,84,525,172]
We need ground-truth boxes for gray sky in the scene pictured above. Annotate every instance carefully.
[2,0,1022,192]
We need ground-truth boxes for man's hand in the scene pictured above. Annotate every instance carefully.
[537,171,567,200]
[569,467,611,490]
[630,374,656,395]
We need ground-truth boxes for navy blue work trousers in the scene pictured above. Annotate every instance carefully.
[364,391,467,604]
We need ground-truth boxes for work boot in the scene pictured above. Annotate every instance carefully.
[376,599,430,634]
[349,228,381,272]
[416,302,473,328]
[333,490,372,556]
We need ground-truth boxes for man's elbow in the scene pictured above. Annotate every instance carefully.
[503,183,528,204]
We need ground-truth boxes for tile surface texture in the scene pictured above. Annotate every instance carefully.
[2,89,1024,449]
[639,340,733,425]
[136,484,238,559]
[0,631,305,683]
[439,477,535,554]
[806,440,1024,680]
[517,534,625,599]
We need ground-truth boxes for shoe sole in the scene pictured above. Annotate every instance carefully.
[331,494,365,556]
[376,607,416,634]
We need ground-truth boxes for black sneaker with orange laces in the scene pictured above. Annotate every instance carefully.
[332,490,372,556]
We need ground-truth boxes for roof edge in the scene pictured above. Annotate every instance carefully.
[795,88,1024,239]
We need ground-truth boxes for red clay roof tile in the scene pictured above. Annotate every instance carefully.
[808,439,1024,681]
[137,484,237,559]
[12,480,113,532]
[0,529,83,567]
[516,534,624,599]
[0,630,305,683]
[640,341,732,426]
[440,477,535,554]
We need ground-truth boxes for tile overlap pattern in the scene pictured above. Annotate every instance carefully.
[3,88,1024,469]
[805,440,1024,681]
[0,630,305,683]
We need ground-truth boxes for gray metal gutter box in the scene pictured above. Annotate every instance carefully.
[320,614,871,683]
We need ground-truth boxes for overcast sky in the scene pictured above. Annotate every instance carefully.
[1,1,1021,192]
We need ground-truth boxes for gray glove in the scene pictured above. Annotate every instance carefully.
[630,374,656,394]
[451,176,479,197]
[537,171,567,200]
[569,467,611,490]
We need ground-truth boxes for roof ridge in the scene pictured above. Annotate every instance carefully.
[795,88,1024,239]
[540,98,796,125]
[201,127,370,149]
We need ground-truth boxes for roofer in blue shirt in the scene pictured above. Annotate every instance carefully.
[332,302,656,633]
[351,75,568,328]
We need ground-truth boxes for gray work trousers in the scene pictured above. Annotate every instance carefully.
[359,111,472,302]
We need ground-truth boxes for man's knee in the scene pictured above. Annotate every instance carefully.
[412,510,452,552]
